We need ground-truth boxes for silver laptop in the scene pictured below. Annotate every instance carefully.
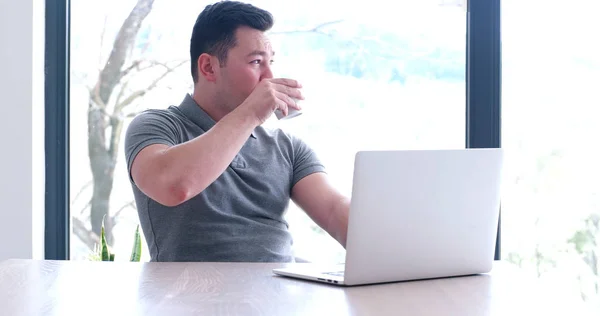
[273,148,503,286]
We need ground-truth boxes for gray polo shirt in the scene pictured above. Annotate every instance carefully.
[124,94,326,262]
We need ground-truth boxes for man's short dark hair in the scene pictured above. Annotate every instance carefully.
[190,1,274,83]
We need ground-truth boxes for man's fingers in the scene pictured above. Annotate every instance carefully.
[274,91,298,111]
[272,84,303,101]
[274,100,287,116]
[269,78,302,88]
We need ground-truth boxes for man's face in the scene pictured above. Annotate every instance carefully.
[215,26,275,110]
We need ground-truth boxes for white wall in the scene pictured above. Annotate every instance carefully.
[0,0,45,260]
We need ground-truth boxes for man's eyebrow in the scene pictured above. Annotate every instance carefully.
[246,50,275,57]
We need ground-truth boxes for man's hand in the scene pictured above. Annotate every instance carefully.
[236,78,304,125]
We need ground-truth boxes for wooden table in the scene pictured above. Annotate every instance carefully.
[0,259,584,315]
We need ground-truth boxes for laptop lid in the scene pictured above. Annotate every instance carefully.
[343,148,503,285]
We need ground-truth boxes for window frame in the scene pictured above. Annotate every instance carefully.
[45,0,70,260]
[44,0,502,260]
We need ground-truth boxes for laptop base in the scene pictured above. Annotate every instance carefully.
[273,265,346,286]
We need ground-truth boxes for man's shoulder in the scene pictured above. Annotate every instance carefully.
[126,106,189,133]
[131,106,182,123]
[124,106,188,146]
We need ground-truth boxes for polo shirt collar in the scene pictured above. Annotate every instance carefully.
[178,94,257,139]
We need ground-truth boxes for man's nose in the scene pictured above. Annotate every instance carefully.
[261,64,274,80]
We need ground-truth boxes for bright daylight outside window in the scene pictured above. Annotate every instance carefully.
[69,0,465,263]
[502,0,600,312]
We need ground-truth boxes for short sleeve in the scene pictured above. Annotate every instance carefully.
[124,110,181,183]
[290,135,327,186]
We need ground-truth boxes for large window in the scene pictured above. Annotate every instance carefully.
[67,0,466,262]
[501,0,600,311]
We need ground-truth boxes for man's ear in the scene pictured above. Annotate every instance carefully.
[197,53,218,82]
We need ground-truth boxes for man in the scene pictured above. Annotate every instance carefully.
[124,0,349,262]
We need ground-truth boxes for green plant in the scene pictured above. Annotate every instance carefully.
[87,217,142,262]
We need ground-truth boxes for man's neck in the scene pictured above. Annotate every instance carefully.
[191,89,230,122]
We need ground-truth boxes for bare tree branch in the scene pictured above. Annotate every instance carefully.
[79,200,92,216]
[97,0,155,105]
[112,201,137,221]
[136,60,173,72]
[146,60,186,72]
[119,60,143,81]
[73,217,99,250]
[113,60,187,114]
[308,20,344,32]
[108,117,125,160]
[116,60,183,107]
[98,15,109,70]
[271,20,343,36]
[114,80,131,111]
[71,180,93,206]
[114,91,145,114]
[125,111,142,118]
[87,87,111,115]
[89,84,108,109]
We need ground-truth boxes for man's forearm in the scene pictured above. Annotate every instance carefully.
[158,108,258,205]
[329,196,350,248]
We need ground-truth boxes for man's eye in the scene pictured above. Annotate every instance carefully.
[270,60,275,65]
[251,60,261,64]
